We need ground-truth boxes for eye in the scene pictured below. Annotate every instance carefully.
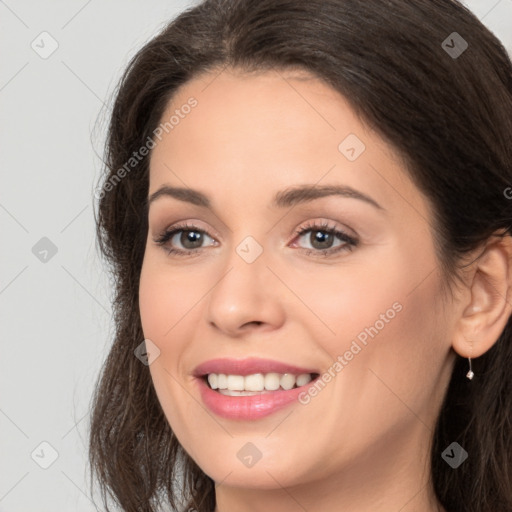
[153,220,358,258]
[153,222,217,256]
[291,220,358,257]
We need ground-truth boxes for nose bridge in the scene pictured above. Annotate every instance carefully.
[211,232,268,308]
[234,234,266,266]
[205,231,285,334]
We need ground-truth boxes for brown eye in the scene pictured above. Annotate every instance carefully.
[308,230,336,250]
[178,230,204,249]
[154,223,216,256]
[293,221,358,257]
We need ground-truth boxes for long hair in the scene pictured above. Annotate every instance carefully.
[89,1,512,510]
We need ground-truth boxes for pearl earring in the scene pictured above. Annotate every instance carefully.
[466,357,474,380]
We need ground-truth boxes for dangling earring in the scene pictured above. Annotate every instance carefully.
[466,357,474,380]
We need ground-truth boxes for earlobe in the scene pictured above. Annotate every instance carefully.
[452,234,512,359]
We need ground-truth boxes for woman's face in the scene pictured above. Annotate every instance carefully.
[139,68,457,494]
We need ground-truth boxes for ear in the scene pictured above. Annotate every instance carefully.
[452,233,512,359]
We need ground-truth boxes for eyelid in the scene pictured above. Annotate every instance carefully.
[153,219,222,241]
[290,218,357,242]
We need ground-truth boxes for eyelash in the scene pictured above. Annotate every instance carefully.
[153,220,359,258]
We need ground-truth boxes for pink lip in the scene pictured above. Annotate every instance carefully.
[193,357,318,377]
[193,358,319,420]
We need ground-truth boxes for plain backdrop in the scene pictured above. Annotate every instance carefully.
[1,1,511,511]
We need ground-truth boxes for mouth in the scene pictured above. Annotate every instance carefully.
[202,372,320,396]
[193,358,321,419]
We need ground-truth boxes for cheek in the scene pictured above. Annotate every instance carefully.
[139,269,168,344]
[139,259,207,453]
[337,267,447,428]
[307,243,446,398]
[139,255,199,344]
[296,253,411,347]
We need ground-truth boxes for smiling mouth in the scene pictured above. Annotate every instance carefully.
[203,372,319,396]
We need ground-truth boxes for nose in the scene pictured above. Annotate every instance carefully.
[205,243,286,338]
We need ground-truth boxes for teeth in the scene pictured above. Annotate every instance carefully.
[227,375,244,391]
[206,372,314,392]
[296,373,313,387]
[264,373,281,391]
[245,373,265,391]
[218,389,265,396]
[208,374,218,389]
[280,373,296,390]
[217,374,227,389]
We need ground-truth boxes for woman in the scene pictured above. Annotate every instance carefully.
[89,0,512,511]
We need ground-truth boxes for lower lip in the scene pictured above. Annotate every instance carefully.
[196,377,314,420]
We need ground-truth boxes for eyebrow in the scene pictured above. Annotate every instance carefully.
[147,184,384,210]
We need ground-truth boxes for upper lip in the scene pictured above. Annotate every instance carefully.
[193,357,319,377]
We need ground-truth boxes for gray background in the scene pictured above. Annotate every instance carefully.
[1,1,511,511]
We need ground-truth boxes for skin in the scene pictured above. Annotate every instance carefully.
[138,67,512,512]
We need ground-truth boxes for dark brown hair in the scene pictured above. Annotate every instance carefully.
[89,1,512,511]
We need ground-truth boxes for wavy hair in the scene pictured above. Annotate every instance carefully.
[89,1,512,510]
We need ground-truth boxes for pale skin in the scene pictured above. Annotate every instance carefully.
[138,67,512,512]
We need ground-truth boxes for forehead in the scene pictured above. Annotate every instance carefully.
[147,67,428,221]
[152,67,363,158]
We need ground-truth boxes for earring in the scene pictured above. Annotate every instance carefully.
[466,357,474,380]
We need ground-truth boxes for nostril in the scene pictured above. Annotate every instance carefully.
[243,321,263,328]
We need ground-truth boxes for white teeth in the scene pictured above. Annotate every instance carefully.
[296,373,313,386]
[217,374,228,389]
[206,372,315,392]
[218,389,263,396]
[207,374,218,390]
[280,373,296,390]
[264,372,281,391]
[244,373,265,391]
[227,375,244,391]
